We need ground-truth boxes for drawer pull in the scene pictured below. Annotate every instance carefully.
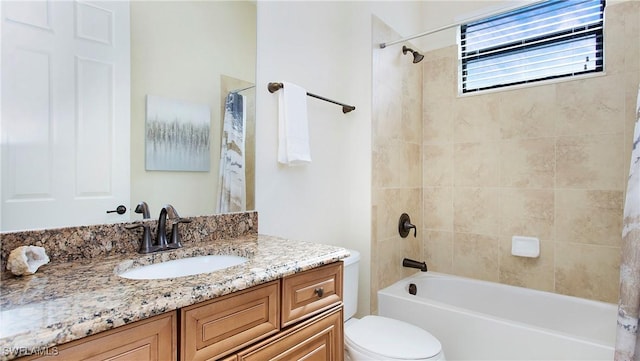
[314,287,324,298]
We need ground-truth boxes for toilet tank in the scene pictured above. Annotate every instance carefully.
[342,249,360,321]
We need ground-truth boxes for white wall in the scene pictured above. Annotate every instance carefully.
[255,1,424,316]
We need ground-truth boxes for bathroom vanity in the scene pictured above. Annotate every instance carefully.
[14,262,343,361]
[0,213,349,361]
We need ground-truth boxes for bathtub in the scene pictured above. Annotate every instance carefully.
[377,272,617,360]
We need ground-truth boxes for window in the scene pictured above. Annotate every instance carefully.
[459,0,605,93]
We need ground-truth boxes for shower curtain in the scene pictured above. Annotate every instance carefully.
[216,92,246,213]
[616,85,640,361]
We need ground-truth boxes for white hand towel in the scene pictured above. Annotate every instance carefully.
[278,81,311,166]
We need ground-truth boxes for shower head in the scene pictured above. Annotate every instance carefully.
[402,45,424,63]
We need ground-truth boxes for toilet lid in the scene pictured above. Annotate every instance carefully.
[345,315,441,359]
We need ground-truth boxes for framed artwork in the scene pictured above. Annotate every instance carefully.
[145,95,211,171]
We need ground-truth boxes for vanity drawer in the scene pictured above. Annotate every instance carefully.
[181,280,280,361]
[21,312,176,361]
[281,262,343,327]
[237,307,344,361]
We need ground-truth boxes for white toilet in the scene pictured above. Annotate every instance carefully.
[342,250,445,361]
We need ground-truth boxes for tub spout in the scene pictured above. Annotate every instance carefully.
[403,258,428,272]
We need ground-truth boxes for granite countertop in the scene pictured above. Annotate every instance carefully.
[0,235,349,360]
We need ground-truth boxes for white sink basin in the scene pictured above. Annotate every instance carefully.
[118,255,248,280]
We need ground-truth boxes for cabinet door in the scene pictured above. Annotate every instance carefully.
[181,280,280,361]
[238,307,343,361]
[24,313,176,361]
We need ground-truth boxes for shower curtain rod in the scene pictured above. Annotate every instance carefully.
[232,85,255,93]
[268,82,356,114]
[379,21,459,49]
[379,0,546,49]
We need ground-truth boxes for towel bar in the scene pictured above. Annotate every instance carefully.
[268,82,355,114]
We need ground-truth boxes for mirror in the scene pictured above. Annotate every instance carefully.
[1,1,257,231]
[130,1,256,219]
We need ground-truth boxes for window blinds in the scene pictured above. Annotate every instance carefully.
[460,0,605,93]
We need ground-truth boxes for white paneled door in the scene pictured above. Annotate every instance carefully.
[1,1,130,231]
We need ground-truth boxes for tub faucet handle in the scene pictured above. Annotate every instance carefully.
[399,213,416,238]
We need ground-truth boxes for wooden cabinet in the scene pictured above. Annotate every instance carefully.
[24,313,176,361]
[237,307,343,361]
[281,262,343,328]
[20,262,343,361]
[181,262,344,361]
[180,280,280,361]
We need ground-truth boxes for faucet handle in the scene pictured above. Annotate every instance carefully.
[399,213,417,238]
[126,223,159,254]
[166,218,191,249]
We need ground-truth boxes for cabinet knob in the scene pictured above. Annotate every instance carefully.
[314,287,324,298]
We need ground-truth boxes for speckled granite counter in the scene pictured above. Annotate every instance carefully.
[0,234,349,360]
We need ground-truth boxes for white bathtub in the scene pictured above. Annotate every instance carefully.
[377,272,617,360]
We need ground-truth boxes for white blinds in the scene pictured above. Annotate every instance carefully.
[460,0,605,93]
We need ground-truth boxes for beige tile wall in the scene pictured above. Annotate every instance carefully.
[421,1,639,303]
[371,16,424,313]
[372,2,638,311]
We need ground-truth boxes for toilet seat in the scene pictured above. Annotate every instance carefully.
[344,315,442,360]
